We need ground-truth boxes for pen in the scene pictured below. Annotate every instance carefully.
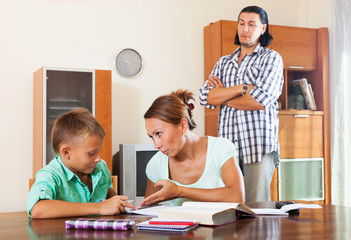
[100,199,134,203]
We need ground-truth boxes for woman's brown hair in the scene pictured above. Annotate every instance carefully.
[144,89,197,130]
[51,108,105,154]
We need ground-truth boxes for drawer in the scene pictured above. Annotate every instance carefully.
[279,114,323,158]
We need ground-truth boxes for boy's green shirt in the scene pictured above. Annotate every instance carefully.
[27,155,112,217]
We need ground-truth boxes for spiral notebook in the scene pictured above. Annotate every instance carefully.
[136,218,198,233]
[65,218,135,231]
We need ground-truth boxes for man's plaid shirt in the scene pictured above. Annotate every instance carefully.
[199,44,284,164]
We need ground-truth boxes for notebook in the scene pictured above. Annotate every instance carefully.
[136,218,198,233]
[65,218,135,231]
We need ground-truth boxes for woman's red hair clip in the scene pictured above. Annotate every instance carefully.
[188,103,194,110]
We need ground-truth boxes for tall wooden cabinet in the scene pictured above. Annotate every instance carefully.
[204,21,330,203]
[33,67,112,177]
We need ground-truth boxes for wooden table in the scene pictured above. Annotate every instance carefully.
[1,203,350,239]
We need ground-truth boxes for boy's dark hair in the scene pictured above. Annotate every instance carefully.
[51,108,105,154]
[234,6,273,47]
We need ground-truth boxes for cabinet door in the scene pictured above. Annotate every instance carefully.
[204,108,219,137]
[204,20,238,78]
[279,158,324,201]
[278,114,323,158]
[271,26,317,70]
[46,70,94,165]
[203,20,237,137]
[221,20,238,56]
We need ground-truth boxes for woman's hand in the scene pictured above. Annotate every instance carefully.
[98,195,137,216]
[140,180,180,207]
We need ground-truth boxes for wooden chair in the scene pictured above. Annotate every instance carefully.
[111,175,118,194]
[29,178,36,191]
[29,176,118,194]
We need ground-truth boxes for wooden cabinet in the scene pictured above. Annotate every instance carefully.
[203,20,330,203]
[33,67,112,177]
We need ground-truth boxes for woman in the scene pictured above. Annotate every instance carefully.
[140,89,245,207]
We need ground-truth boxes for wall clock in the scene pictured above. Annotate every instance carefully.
[114,48,143,78]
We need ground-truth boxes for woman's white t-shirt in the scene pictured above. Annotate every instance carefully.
[145,136,237,206]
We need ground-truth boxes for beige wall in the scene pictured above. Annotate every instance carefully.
[0,0,330,212]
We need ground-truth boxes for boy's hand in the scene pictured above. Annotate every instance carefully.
[98,195,137,215]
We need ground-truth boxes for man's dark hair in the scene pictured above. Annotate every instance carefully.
[234,6,273,47]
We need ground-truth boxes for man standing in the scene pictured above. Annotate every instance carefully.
[199,6,284,202]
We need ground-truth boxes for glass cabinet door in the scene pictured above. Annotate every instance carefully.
[44,69,94,165]
[279,158,324,201]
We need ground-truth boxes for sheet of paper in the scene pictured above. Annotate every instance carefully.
[250,208,288,215]
[182,201,240,209]
[281,203,322,212]
[127,205,171,217]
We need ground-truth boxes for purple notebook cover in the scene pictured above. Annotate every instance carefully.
[65,218,135,230]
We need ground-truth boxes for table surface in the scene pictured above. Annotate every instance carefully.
[1,202,350,240]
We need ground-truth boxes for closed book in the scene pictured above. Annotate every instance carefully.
[290,78,317,110]
[65,218,135,231]
[136,219,198,233]
[157,202,255,226]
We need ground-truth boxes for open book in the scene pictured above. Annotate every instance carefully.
[251,203,322,215]
[157,202,255,226]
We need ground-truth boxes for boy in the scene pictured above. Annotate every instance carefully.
[27,108,136,218]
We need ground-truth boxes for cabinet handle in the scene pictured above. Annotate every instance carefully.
[294,114,309,118]
[288,66,304,69]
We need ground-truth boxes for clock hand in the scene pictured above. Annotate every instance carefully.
[124,59,133,76]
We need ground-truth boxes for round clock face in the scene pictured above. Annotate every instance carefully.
[115,48,143,78]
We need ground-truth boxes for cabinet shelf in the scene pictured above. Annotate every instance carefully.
[48,106,82,110]
[48,99,83,103]
[279,69,321,111]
